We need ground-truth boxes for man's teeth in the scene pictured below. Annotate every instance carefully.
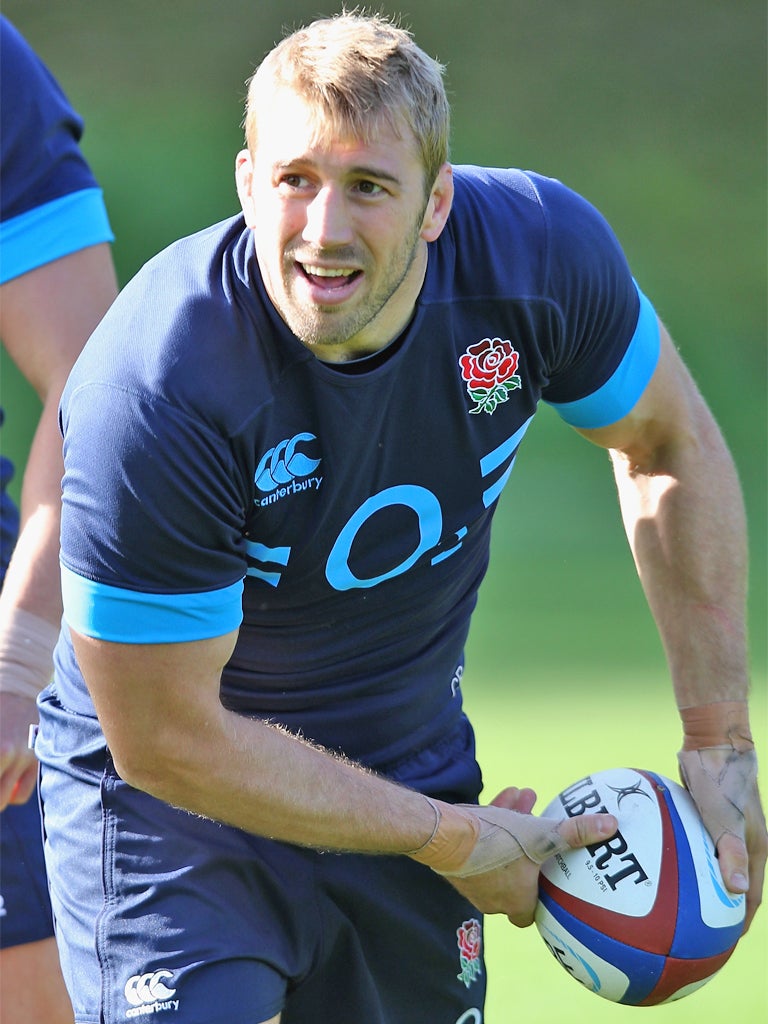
[303,265,355,278]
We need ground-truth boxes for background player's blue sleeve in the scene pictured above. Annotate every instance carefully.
[0,16,114,283]
[0,189,113,284]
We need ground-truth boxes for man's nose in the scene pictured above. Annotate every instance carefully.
[302,186,354,247]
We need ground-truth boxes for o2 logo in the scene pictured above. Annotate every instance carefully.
[248,483,467,590]
[326,485,464,590]
[248,416,533,590]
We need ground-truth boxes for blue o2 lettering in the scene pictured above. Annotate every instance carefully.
[326,485,443,591]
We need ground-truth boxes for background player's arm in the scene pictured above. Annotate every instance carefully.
[577,319,766,928]
[0,243,118,807]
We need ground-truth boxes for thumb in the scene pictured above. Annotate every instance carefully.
[444,805,618,876]
[554,812,619,855]
[715,831,749,896]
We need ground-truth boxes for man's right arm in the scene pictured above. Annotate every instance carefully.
[71,626,615,924]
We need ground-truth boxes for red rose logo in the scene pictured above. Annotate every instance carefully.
[459,337,522,414]
[456,918,483,988]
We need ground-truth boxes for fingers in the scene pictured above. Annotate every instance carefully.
[0,750,38,810]
[490,786,537,814]
[8,762,37,806]
[743,845,766,932]
[0,753,36,806]
[447,856,541,927]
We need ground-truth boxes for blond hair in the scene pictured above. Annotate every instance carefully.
[244,11,450,190]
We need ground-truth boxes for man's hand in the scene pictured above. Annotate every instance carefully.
[677,700,767,931]
[411,786,618,926]
[0,692,39,808]
[678,745,766,931]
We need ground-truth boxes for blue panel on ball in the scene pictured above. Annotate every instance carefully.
[538,891,665,1005]
[647,771,745,959]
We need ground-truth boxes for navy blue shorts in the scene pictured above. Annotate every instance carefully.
[36,688,487,1023]
[0,791,55,948]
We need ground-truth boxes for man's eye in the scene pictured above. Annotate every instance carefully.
[280,174,307,189]
[356,180,383,196]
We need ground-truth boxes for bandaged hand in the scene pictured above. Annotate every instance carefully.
[677,701,755,849]
[408,794,615,877]
[677,700,767,930]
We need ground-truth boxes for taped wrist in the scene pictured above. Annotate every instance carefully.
[0,607,58,700]
[408,798,481,873]
[408,798,567,878]
[678,701,757,847]
[680,700,754,753]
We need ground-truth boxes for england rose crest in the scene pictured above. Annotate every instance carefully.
[459,337,522,414]
[456,918,483,988]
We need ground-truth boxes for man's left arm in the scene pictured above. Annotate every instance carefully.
[577,319,766,931]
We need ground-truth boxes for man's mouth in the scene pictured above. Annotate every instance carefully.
[299,263,361,290]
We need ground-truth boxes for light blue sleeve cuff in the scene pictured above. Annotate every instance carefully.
[547,285,660,429]
[61,564,244,643]
[0,188,114,284]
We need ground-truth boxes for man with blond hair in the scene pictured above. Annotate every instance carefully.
[36,12,764,1023]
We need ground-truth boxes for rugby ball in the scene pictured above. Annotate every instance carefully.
[535,767,745,1005]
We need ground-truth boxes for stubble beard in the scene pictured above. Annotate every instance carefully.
[278,211,427,350]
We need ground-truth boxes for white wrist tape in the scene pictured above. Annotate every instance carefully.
[409,797,567,877]
[0,606,59,700]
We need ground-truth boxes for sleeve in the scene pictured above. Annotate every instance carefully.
[0,17,113,283]
[532,175,660,428]
[59,372,247,644]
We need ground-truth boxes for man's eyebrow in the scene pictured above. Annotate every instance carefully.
[347,165,403,185]
[272,159,403,186]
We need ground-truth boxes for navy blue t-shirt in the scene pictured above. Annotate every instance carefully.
[57,167,659,767]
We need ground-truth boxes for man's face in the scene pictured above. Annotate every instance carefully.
[236,87,452,361]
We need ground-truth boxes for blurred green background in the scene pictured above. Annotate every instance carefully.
[1,1,765,1019]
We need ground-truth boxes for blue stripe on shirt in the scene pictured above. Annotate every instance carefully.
[0,188,114,284]
[61,564,244,643]
[548,286,660,429]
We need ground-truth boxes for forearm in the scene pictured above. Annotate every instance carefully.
[73,629,440,854]
[610,402,749,708]
[132,701,441,854]
[0,242,118,625]
[609,388,765,925]
[0,400,64,699]
[0,399,65,625]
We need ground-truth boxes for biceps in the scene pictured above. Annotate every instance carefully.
[0,245,117,395]
[70,629,239,748]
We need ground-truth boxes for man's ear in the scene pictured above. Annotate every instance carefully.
[420,163,454,243]
[235,149,257,227]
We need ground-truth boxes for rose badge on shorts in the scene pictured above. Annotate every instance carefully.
[456,918,483,988]
[459,338,522,415]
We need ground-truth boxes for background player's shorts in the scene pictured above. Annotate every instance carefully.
[0,793,56,948]
[36,688,487,1024]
